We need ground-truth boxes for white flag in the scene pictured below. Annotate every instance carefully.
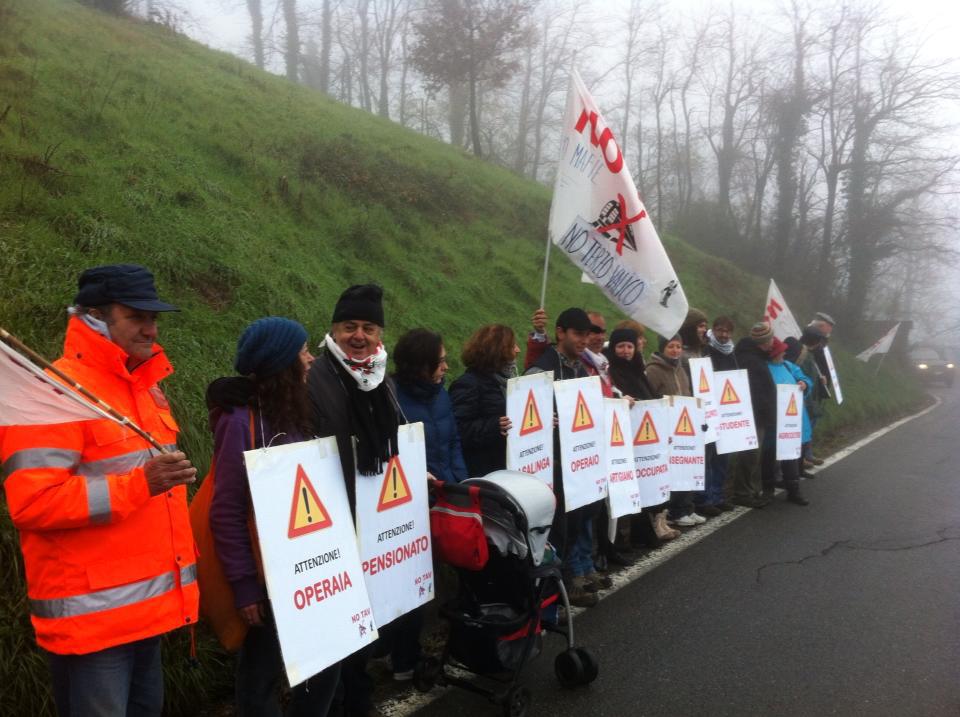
[856,323,900,362]
[0,340,108,425]
[763,279,802,340]
[549,70,688,338]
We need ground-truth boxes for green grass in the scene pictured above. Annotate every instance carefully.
[0,0,928,713]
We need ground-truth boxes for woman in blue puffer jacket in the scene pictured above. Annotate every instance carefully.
[764,337,813,506]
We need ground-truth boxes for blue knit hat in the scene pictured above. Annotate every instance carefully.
[234,317,308,378]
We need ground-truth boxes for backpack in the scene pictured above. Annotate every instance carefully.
[189,411,261,652]
[429,483,489,571]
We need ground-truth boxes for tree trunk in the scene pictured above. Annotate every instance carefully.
[319,0,332,93]
[246,0,264,70]
[282,0,299,83]
[514,41,534,174]
[448,82,467,148]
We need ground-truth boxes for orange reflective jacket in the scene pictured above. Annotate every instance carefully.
[1,318,198,655]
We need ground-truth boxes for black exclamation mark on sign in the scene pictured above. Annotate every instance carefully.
[391,466,398,499]
[302,486,312,523]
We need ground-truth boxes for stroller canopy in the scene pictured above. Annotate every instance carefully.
[464,471,556,566]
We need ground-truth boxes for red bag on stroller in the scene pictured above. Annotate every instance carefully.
[430,483,489,570]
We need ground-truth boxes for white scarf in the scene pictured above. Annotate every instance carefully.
[323,333,388,392]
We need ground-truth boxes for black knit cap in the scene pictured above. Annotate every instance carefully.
[74,264,178,312]
[332,284,385,327]
[609,327,639,347]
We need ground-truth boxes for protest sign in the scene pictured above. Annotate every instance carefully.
[246,437,376,686]
[604,398,641,518]
[713,369,759,455]
[506,371,555,488]
[776,384,803,460]
[689,357,718,443]
[548,69,687,338]
[822,346,844,404]
[629,398,671,507]
[763,279,802,340]
[355,423,433,628]
[555,375,607,511]
[667,396,705,490]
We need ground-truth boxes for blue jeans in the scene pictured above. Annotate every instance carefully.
[237,619,340,717]
[47,636,163,717]
[696,445,728,506]
[565,512,594,577]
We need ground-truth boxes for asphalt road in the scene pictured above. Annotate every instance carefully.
[411,386,960,717]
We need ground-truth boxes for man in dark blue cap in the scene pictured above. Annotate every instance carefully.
[1,263,198,716]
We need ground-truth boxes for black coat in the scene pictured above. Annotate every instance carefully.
[448,369,507,478]
[306,349,402,508]
[603,348,655,400]
[733,338,776,431]
[706,344,739,372]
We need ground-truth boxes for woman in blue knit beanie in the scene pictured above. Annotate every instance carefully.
[208,317,341,716]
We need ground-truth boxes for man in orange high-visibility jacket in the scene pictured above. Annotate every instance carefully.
[2,264,198,716]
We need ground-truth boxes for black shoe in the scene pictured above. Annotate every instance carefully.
[787,493,809,506]
[718,502,736,512]
[696,505,723,517]
[733,497,764,509]
[605,550,632,567]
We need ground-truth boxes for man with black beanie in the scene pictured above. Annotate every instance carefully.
[307,284,402,717]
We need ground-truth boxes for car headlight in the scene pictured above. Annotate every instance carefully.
[917,363,928,369]
[948,363,955,369]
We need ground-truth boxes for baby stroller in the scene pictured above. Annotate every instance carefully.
[415,471,599,717]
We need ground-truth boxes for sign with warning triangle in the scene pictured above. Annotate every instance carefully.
[571,390,596,432]
[719,379,741,405]
[633,410,660,445]
[698,368,710,394]
[610,411,625,446]
[288,465,333,539]
[785,393,799,416]
[674,406,696,436]
[519,389,544,436]
[376,455,413,512]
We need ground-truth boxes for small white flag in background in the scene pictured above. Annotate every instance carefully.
[549,69,688,338]
[856,323,901,362]
[0,340,108,425]
[763,279,802,340]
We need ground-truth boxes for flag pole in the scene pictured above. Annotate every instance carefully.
[539,230,552,309]
[874,349,889,377]
[0,327,168,452]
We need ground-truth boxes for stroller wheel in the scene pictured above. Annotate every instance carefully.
[501,685,531,717]
[554,648,586,688]
[413,656,442,693]
[573,647,598,683]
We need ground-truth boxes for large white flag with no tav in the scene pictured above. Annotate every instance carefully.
[549,69,687,338]
[856,323,900,362]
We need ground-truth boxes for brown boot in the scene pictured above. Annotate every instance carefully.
[654,511,680,540]
[568,576,599,607]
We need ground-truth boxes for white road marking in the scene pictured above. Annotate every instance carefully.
[379,394,942,716]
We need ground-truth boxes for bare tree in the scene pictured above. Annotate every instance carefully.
[246,0,265,69]
[282,0,299,82]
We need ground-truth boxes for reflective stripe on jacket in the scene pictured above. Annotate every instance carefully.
[1,318,198,654]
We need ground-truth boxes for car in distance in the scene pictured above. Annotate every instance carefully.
[909,346,955,387]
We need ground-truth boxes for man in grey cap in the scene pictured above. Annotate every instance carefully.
[805,313,837,465]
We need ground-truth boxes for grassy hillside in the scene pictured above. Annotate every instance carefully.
[0,0,927,714]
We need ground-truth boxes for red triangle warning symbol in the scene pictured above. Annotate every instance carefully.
[610,412,625,446]
[288,465,333,539]
[377,455,414,512]
[571,391,596,432]
[633,411,660,445]
[519,389,544,436]
[719,379,741,405]
[674,406,696,436]
[786,393,799,416]
[698,368,710,394]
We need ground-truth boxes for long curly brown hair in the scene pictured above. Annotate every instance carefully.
[254,360,313,440]
[461,324,516,375]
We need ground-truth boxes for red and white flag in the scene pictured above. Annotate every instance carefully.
[0,340,108,425]
[763,279,802,340]
[856,323,900,362]
[549,70,687,338]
